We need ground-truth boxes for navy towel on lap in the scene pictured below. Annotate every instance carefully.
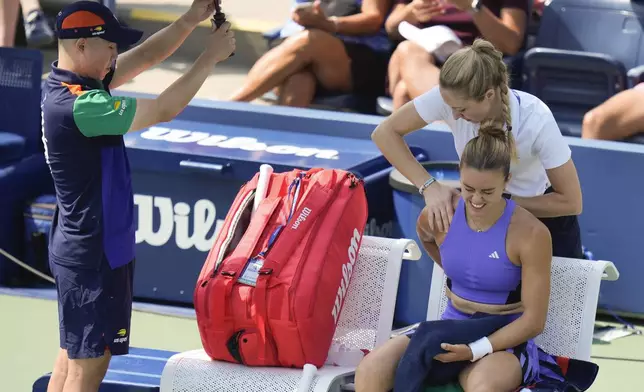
[395,314,512,392]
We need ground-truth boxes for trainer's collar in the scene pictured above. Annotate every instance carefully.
[49,61,107,90]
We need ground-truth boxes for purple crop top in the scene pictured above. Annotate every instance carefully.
[439,197,522,320]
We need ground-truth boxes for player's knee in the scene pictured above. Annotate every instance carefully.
[354,352,379,390]
[355,336,409,392]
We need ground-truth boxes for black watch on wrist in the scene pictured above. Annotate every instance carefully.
[470,0,483,14]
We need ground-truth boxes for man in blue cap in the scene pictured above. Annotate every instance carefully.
[41,1,235,390]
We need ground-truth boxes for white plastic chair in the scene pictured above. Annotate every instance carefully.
[427,256,620,361]
[160,235,421,392]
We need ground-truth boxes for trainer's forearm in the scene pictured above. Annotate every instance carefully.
[135,14,199,68]
[371,124,430,189]
[156,54,216,120]
[512,192,581,218]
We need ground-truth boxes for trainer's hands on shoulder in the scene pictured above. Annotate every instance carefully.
[204,21,236,62]
[423,181,460,233]
[183,0,218,25]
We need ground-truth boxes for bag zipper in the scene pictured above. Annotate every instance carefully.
[211,189,256,277]
[248,172,305,264]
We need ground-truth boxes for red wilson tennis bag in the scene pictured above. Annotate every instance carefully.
[194,167,368,368]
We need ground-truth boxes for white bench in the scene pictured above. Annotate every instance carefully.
[427,256,620,361]
[160,235,421,392]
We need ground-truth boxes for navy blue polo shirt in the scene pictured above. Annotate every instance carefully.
[42,62,137,270]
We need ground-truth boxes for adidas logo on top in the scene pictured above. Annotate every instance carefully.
[489,251,500,259]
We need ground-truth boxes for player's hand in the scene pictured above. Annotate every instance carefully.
[184,0,218,25]
[204,21,235,62]
[433,343,473,363]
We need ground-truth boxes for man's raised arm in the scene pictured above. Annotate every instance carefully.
[109,0,220,89]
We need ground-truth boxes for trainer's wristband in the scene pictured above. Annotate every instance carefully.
[468,337,493,362]
[418,177,437,195]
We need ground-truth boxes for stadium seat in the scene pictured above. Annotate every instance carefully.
[375,1,533,116]
[522,0,644,137]
[0,47,45,156]
[0,47,54,286]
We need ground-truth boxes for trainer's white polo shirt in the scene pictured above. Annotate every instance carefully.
[413,86,572,197]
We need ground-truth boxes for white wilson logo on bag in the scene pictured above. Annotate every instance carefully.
[291,207,311,230]
[134,194,225,252]
[332,228,362,324]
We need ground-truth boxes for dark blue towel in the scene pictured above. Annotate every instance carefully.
[394,314,513,392]
[393,314,599,392]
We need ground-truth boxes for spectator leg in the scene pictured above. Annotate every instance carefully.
[277,68,317,107]
[582,87,644,140]
[398,40,440,100]
[0,0,20,47]
[229,29,351,103]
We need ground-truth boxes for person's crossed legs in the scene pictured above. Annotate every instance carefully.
[47,258,134,392]
[230,28,353,106]
[388,40,441,110]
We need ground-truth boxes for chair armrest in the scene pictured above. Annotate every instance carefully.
[598,260,620,281]
[376,96,393,116]
[627,65,644,87]
[402,240,421,261]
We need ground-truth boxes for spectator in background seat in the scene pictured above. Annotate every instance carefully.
[582,83,644,141]
[0,0,55,47]
[385,0,528,110]
[229,0,393,108]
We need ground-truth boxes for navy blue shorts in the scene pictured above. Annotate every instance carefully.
[50,255,134,359]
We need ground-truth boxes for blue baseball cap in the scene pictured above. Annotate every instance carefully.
[55,1,143,47]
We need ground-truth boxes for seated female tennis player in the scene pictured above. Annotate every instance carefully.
[355,124,565,392]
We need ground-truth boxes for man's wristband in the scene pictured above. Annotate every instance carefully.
[418,177,437,195]
[468,337,493,362]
